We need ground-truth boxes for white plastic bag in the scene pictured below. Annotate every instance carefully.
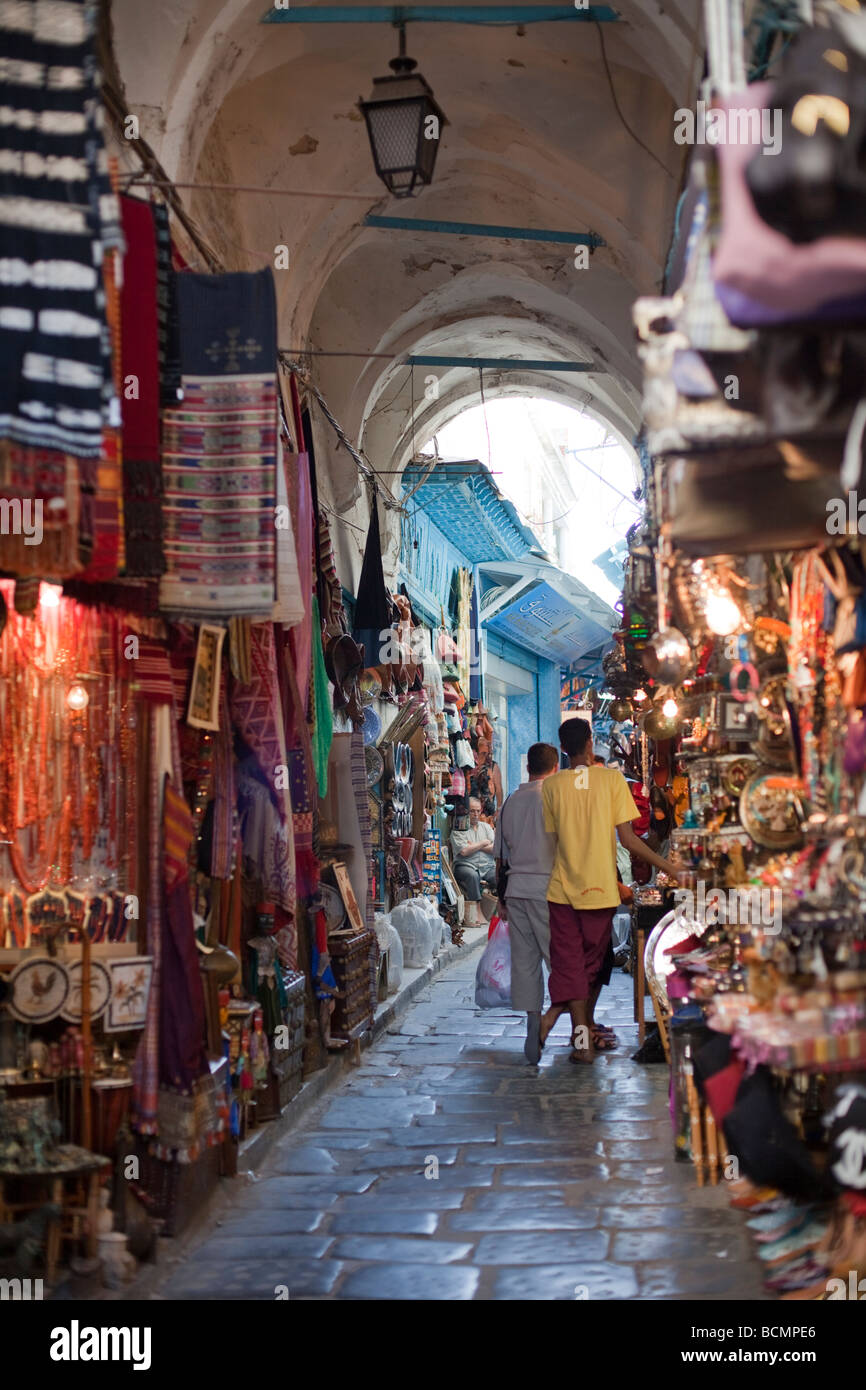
[390,899,433,968]
[386,923,403,994]
[474,918,512,1009]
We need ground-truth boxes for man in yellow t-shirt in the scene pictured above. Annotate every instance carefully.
[539,717,681,1064]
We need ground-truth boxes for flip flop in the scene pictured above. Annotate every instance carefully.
[590,1026,618,1051]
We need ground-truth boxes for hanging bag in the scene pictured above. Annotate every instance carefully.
[474,917,512,1009]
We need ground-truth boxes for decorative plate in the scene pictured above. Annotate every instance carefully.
[366,744,384,786]
[60,958,111,1023]
[361,706,382,746]
[739,770,806,850]
[721,755,758,798]
[359,669,382,706]
[319,883,346,930]
[7,957,69,1023]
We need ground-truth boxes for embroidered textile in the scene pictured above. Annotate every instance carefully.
[158,269,277,619]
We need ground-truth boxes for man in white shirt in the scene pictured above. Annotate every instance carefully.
[451,797,497,926]
[493,742,559,1063]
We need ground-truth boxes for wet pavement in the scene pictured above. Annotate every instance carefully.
[147,952,768,1301]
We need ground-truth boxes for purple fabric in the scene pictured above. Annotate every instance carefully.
[716,279,866,328]
[160,876,210,1091]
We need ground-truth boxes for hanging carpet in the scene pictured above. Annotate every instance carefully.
[159,268,278,619]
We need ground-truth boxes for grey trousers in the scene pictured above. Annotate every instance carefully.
[505,897,551,1013]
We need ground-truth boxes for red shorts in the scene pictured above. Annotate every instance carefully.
[547,902,615,1003]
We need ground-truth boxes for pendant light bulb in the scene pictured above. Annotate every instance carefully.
[66,681,89,712]
[40,583,61,609]
[705,587,741,637]
[662,697,679,719]
[633,688,647,703]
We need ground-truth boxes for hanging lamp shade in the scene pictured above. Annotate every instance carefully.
[359,29,446,198]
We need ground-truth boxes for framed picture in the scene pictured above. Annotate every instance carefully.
[332,862,365,933]
[187,625,225,730]
[720,696,758,741]
[105,956,154,1032]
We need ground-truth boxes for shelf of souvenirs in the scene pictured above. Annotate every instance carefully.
[706,989,866,1073]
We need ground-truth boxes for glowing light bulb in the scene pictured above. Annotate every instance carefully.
[40,583,61,609]
[662,697,679,719]
[705,588,741,637]
[633,689,647,703]
[66,682,89,712]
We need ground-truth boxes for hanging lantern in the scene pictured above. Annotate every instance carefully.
[609,698,633,723]
[359,26,446,198]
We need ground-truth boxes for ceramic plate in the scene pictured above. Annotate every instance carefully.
[60,958,112,1022]
[362,706,382,746]
[8,957,69,1022]
[366,744,384,786]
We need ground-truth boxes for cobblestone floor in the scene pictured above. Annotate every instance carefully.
[149,954,768,1301]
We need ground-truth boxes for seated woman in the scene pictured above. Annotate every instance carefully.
[450,796,497,926]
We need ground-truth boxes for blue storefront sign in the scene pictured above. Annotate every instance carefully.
[485,581,611,664]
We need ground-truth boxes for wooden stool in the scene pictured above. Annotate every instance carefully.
[0,1148,108,1285]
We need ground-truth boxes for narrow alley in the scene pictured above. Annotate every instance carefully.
[142,955,766,1302]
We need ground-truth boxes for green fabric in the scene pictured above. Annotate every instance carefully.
[311,594,333,796]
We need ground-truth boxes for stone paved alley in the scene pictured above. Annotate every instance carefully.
[141,954,768,1301]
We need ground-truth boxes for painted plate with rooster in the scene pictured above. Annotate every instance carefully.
[8,957,69,1022]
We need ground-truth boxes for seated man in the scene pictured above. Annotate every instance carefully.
[451,796,497,926]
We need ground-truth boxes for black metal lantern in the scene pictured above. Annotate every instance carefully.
[359,26,446,198]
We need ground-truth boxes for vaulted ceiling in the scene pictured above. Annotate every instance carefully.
[111,0,701,566]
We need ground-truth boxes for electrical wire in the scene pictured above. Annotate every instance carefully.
[594,21,676,180]
[279,356,402,511]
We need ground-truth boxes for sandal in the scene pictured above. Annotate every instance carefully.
[590,1027,618,1052]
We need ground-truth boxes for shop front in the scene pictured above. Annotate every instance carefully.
[595,14,866,1298]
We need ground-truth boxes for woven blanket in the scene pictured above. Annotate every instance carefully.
[159,269,277,619]
[0,0,121,458]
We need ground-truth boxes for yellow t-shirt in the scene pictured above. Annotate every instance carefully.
[542,766,640,910]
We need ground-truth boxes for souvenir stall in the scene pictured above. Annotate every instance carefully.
[0,0,370,1280]
[600,2,866,1300]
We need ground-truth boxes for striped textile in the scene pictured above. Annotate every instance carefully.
[163,777,194,890]
[0,0,121,457]
[130,636,174,704]
[158,269,277,619]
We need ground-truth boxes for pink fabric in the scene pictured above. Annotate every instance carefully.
[548,902,614,1003]
[286,448,313,715]
[713,85,866,314]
